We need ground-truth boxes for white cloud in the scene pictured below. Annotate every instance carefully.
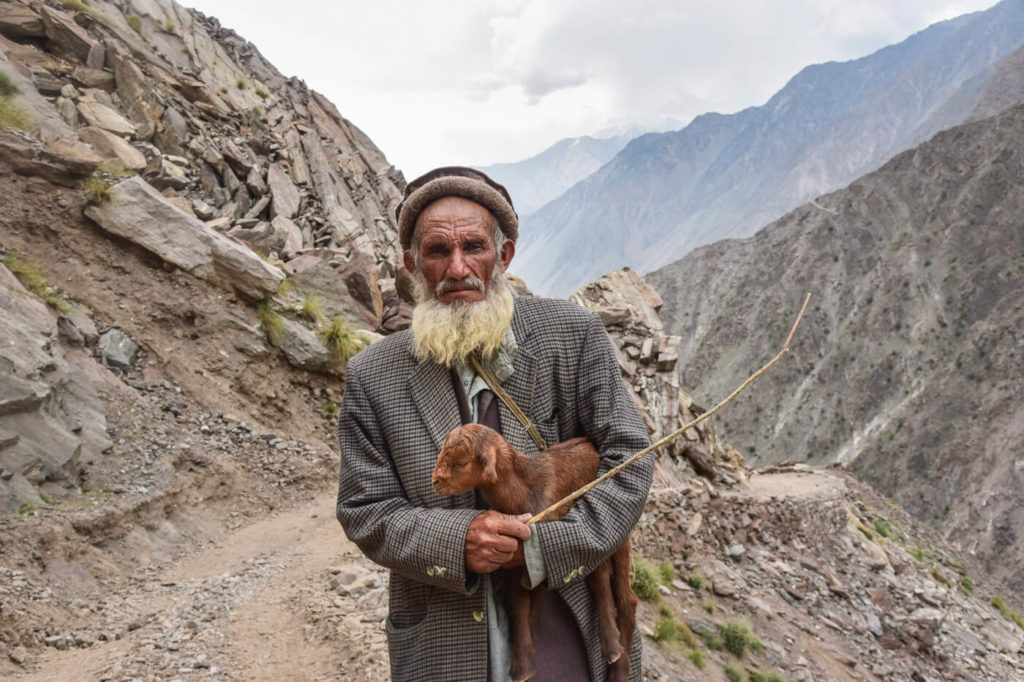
[184,0,1000,177]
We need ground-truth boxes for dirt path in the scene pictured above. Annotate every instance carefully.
[12,494,390,681]
[746,468,848,500]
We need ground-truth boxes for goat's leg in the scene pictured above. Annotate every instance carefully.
[587,561,624,665]
[505,574,537,682]
[606,541,638,682]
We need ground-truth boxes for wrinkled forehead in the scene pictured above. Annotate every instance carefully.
[414,197,495,239]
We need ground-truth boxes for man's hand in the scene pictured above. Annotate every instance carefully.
[465,511,531,574]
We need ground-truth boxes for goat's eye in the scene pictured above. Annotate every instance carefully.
[454,461,468,469]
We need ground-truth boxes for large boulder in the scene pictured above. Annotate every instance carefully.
[0,263,112,510]
[76,100,136,137]
[84,177,285,300]
[77,126,147,170]
[267,161,301,219]
[287,250,380,329]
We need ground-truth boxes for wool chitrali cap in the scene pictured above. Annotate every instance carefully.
[396,166,519,251]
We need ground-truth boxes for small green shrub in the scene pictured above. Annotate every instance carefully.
[687,649,705,669]
[725,666,743,682]
[2,251,75,312]
[323,400,338,420]
[126,14,143,36]
[959,574,975,595]
[321,316,366,366]
[652,617,681,643]
[930,566,950,586]
[255,88,269,99]
[0,97,33,132]
[872,518,892,539]
[749,670,785,682]
[908,546,926,561]
[163,20,176,32]
[631,556,661,603]
[219,86,229,95]
[257,298,285,345]
[299,295,324,323]
[718,620,763,658]
[62,0,91,11]
[658,563,676,584]
[992,595,1024,630]
[702,602,715,614]
[687,572,706,590]
[0,72,17,98]
[236,77,247,90]
[82,174,111,203]
[857,525,874,541]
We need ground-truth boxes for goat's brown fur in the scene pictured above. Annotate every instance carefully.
[433,423,637,682]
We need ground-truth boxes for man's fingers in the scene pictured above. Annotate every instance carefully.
[491,514,532,540]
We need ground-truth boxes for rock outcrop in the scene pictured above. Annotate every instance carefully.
[0,258,112,511]
[0,0,406,335]
[572,268,747,488]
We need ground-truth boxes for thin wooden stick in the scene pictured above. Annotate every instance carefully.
[525,293,812,526]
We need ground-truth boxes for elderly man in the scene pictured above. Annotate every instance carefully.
[336,167,653,681]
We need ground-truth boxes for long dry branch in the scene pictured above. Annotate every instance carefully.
[525,292,812,526]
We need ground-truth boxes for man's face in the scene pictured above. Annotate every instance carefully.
[403,196,515,306]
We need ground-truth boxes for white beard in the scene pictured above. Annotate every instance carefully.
[410,266,515,367]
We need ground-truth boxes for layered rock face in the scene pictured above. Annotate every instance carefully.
[0,0,410,328]
[571,268,747,489]
[648,102,1024,592]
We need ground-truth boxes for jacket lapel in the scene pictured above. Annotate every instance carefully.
[498,344,538,454]
[408,360,462,452]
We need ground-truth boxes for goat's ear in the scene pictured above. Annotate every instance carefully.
[478,443,498,484]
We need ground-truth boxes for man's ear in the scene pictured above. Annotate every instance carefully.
[499,239,515,271]
[403,250,416,274]
[478,443,498,484]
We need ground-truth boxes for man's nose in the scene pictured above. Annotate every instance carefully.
[446,248,471,279]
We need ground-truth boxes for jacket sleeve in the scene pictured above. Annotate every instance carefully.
[335,366,481,595]
[534,312,654,587]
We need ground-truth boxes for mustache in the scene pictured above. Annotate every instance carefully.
[436,276,485,296]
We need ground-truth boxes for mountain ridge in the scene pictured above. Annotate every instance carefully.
[515,0,1024,296]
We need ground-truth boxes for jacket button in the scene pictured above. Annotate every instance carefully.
[472,610,484,623]
[426,566,436,576]
[436,566,448,576]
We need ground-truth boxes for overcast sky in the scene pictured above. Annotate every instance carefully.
[185,0,998,178]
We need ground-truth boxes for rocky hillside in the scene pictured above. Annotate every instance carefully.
[476,131,635,217]
[647,100,1024,595]
[1,1,1022,680]
[515,0,1024,296]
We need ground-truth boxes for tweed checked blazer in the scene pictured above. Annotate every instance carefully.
[336,296,653,681]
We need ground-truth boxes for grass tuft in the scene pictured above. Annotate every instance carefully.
[687,571,706,590]
[323,400,338,421]
[255,88,269,99]
[748,670,785,682]
[724,666,743,682]
[658,563,676,584]
[299,295,324,323]
[236,78,247,90]
[2,251,75,312]
[959,574,974,596]
[320,316,366,366]
[992,595,1024,630]
[718,620,764,658]
[0,72,17,98]
[631,556,661,603]
[872,517,892,539]
[82,174,111,203]
[126,14,144,36]
[702,601,715,614]
[687,649,705,669]
[0,97,34,132]
[257,298,285,345]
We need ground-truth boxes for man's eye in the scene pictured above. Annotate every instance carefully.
[454,461,468,468]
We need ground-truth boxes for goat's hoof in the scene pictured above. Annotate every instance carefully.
[509,664,535,682]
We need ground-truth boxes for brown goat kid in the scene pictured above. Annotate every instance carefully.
[432,423,637,682]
